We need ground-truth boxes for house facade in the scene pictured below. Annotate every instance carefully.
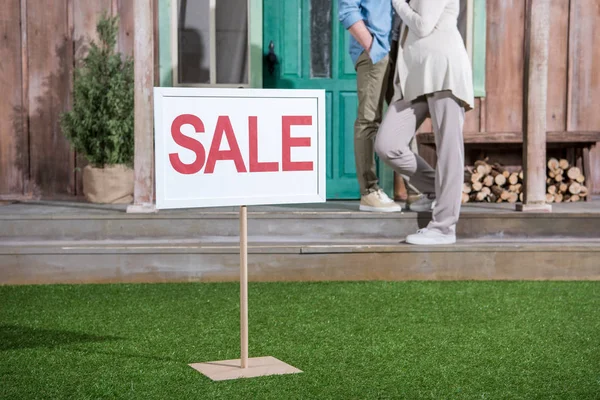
[1,0,598,201]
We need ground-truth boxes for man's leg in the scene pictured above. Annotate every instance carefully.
[355,51,390,195]
[354,51,400,212]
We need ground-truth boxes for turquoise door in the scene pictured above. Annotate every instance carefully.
[263,0,392,199]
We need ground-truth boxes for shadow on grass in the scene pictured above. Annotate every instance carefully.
[0,325,122,351]
[1,325,185,364]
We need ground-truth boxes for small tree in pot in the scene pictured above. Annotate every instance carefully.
[61,13,134,204]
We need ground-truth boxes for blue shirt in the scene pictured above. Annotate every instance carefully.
[338,0,393,65]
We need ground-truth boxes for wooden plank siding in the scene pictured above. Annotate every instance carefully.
[546,0,569,132]
[1,0,599,199]
[26,0,74,197]
[74,1,112,59]
[0,0,25,197]
[568,0,600,131]
[567,0,600,195]
[116,0,135,56]
[0,0,136,199]
[485,0,526,133]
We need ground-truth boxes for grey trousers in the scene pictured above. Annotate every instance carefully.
[375,91,465,235]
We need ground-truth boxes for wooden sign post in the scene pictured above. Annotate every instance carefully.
[153,87,326,380]
[240,205,248,369]
[188,206,302,380]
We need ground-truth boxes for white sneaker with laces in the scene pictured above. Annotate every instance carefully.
[359,189,402,212]
[409,194,436,212]
[405,228,456,245]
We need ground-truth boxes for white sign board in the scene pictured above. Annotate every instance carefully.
[154,88,326,209]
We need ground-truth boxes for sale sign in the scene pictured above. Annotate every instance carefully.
[154,88,326,209]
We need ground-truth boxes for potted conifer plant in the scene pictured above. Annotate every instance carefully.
[61,13,134,204]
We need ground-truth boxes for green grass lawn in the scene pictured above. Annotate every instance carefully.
[1,282,599,399]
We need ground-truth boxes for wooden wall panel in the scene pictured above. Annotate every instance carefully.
[546,0,569,131]
[116,0,135,56]
[0,0,25,196]
[485,0,525,133]
[26,0,74,197]
[464,98,481,133]
[568,0,600,193]
[73,0,112,195]
[74,0,112,59]
[568,0,600,131]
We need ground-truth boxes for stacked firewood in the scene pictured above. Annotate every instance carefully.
[463,158,588,204]
[545,158,588,203]
[462,160,522,204]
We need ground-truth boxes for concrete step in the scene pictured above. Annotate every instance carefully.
[2,237,599,284]
[2,201,599,241]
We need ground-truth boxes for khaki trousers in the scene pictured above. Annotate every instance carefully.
[354,51,392,195]
[375,91,465,235]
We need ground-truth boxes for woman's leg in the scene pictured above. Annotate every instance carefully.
[374,99,434,194]
[426,91,465,236]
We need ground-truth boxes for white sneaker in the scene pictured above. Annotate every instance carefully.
[359,189,402,212]
[405,228,456,245]
[409,194,436,212]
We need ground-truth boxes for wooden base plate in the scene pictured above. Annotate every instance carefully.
[126,204,157,214]
[189,356,302,381]
[516,203,553,212]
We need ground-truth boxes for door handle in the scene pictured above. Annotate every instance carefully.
[266,40,278,76]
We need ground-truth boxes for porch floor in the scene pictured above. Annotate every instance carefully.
[1,197,599,216]
[1,199,599,284]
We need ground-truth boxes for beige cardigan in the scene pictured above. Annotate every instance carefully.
[391,0,474,110]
